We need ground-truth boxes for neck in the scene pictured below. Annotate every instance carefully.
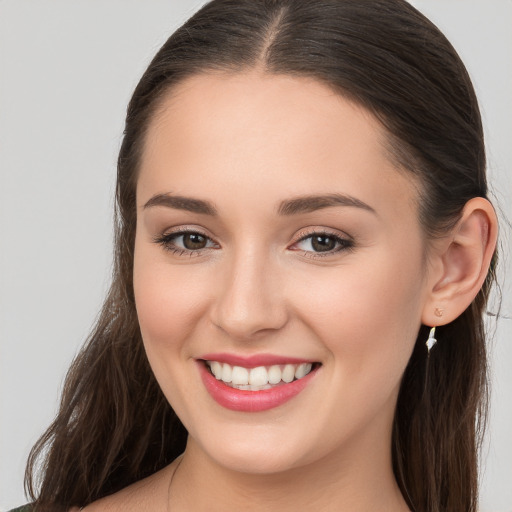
[168,432,409,512]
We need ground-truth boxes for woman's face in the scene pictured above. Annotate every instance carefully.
[134,72,431,474]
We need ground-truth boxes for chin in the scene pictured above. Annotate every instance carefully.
[192,422,317,475]
[210,446,304,475]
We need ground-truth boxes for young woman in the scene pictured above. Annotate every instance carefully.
[14,1,499,511]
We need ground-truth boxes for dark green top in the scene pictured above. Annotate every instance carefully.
[8,506,31,512]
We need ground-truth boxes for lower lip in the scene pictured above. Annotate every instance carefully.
[198,361,319,412]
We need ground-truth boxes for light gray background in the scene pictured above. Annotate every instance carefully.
[0,1,510,510]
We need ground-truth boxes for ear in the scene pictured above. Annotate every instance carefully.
[421,197,498,327]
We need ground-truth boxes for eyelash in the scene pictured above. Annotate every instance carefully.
[153,229,217,257]
[292,229,354,259]
[153,228,354,259]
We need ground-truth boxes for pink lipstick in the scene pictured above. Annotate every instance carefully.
[197,355,320,412]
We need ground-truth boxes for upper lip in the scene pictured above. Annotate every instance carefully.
[198,352,318,368]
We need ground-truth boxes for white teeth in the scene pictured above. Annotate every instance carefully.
[231,366,249,385]
[268,365,282,385]
[221,363,232,383]
[206,360,316,390]
[249,366,268,386]
[282,364,295,383]
[295,363,312,379]
[210,361,223,379]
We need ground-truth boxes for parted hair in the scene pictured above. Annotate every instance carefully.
[26,1,496,511]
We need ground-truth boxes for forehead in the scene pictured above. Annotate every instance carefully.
[137,71,418,221]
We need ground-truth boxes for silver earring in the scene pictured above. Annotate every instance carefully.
[426,327,437,352]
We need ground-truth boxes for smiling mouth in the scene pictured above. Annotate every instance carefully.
[202,360,321,391]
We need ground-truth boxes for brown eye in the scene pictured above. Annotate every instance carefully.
[292,231,353,257]
[311,235,337,252]
[183,233,208,250]
[154,230,217,254]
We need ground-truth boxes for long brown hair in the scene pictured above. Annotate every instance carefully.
[26,1,497,511]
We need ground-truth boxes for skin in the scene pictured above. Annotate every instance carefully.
[81,71,497,511]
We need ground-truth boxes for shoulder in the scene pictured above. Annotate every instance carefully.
[9,459,180,512]
[82,459,179,511]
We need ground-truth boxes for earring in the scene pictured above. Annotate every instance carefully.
[426,327,437,352]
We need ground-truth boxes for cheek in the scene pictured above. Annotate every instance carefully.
[295,246,424,390]
[133,248,210,356]
[300,251,422,328]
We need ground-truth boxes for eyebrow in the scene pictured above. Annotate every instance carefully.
[142,192,376,217]
[278,193,377,216]
[143,194,218,215]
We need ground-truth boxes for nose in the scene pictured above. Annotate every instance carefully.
[210,249,289,340]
